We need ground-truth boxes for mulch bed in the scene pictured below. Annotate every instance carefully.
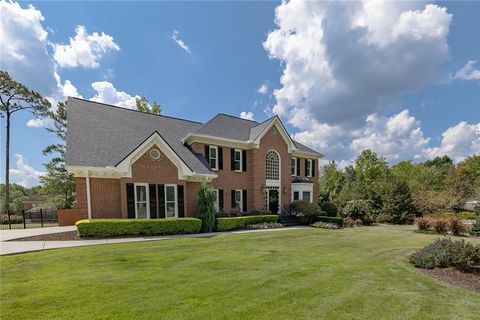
[419,267,480,293]
[10,231,80,241]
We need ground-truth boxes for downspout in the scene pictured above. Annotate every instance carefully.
[86,170,92,219]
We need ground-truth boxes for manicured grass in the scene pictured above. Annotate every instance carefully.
[1,225,479,320]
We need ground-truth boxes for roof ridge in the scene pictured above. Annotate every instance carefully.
[217,113,259,123]
[69,97,203,125]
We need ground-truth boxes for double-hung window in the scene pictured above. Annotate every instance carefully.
[134,183,149,219]
[165,184,177,218]
[291,157,297,176]
[306,159,312,177]
[209,146,218,170]
[234,189,243,212]
[234,149,242,172]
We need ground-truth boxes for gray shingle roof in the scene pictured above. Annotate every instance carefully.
[66,98,322,173]
[65,98,213,174]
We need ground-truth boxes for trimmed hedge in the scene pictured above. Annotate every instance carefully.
[76,218,202,238]
[317,216,344,227]
[216,215,278,231]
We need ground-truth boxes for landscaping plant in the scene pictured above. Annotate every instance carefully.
[245,222,284,230]
[197,182,217,232]
[471,217,480,236]
[341,199,374,225]
[410,238,480,272]
[312,221,341,229]
[290,200,324,225]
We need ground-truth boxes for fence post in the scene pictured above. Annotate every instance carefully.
[7,210,11,230]
[22,209,26,229]
[40,209,44,228]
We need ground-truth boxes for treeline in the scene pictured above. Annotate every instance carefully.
[318,150,480,224]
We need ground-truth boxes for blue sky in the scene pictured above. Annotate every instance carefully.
[0,0,479,187]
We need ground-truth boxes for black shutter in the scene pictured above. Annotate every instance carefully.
[158,184,165,218]
[218,147,223,170]
[242,150,247,172]
[231,190,236,208]
[230,149,235,170]
[219,189,224,210]
[127,183,135,219]
[305,159,308,176]
[296,158,301,176]
[312,160,316,177]
[242,190,247,212]
[149,184,157,219]
[178,185,185,217]
[205,145,210,165]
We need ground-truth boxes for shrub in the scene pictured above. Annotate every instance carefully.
[216,215,278,231]
[447,217,468,236]
[0,214,23,224]
[431,218,448,234]
[197,182,216,232]
[380,178,417,224]
[312,221,340,229]
[410,238,480,272]
[471,217,480,236]
[320,201,338,217]
[291,201,323,225]
[76,218,202,237]
[415,217,431,231]
[341,199,374,225]
[245,222,284,230]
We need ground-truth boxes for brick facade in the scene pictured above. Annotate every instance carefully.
[76,126,318,219]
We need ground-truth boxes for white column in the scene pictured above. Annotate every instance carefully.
[86,170,92,219]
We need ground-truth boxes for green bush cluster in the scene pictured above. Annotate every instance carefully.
[341,199,374,225]
[216,215,278,231]
[471,217,480,236]
[290,200,325,225]
[76,218,202,237]
[409,238,480,272]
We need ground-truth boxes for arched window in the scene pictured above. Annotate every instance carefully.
[266,150,280,181]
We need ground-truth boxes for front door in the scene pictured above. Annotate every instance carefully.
[268,189,279,214]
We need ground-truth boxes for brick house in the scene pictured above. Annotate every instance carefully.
[65,97,323,220]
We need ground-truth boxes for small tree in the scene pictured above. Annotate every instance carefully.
[40,101,76,208]
[341,199,374,225]
[381,178,417,224]
[0,71,50,211]
[135,97,162,115]
[197,182,216,232]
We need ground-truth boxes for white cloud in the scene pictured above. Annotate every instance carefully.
[427,122,480,162]
[26,118,52,128]
[9,154,45,187]
[171,30,191,54]
[53,25,120,68]
[239,111,255,120]
[90,81,139,109]
[455,60,480,80]
[257,82,268,94]
[264,1,451,127]
[350,110,430,162]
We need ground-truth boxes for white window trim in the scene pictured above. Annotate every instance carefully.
[306,159,312,177]
[213,189,219,212]
[234,149,242,172]
[164,184,178,218]
[209,145,218,171]
[291,157,297,176]
[235,189,243,212]
[134,183,150,219]
[291,184,313,203]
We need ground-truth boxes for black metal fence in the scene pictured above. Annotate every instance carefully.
[0,209,58,230]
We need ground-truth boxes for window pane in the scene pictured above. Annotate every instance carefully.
[235,191,242,209]
[235,151,241,161]
[293,191,299,201]
[137,203,147,218]
[166,202,176,217]
[266,151,280,180]
[166,186,175,201]
[291,159,296,175]
[235,161,241,171]
[136,185,146,202]
[210,147,217,158]
[302,191,311,202]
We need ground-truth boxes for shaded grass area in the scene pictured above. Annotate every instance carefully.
[1,225,479,320]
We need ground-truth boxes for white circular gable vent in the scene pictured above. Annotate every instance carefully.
[149,149,161,160]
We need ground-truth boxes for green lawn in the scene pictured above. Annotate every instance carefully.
[1,225,479,320]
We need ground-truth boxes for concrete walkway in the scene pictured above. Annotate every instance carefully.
[1,226,304,256]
